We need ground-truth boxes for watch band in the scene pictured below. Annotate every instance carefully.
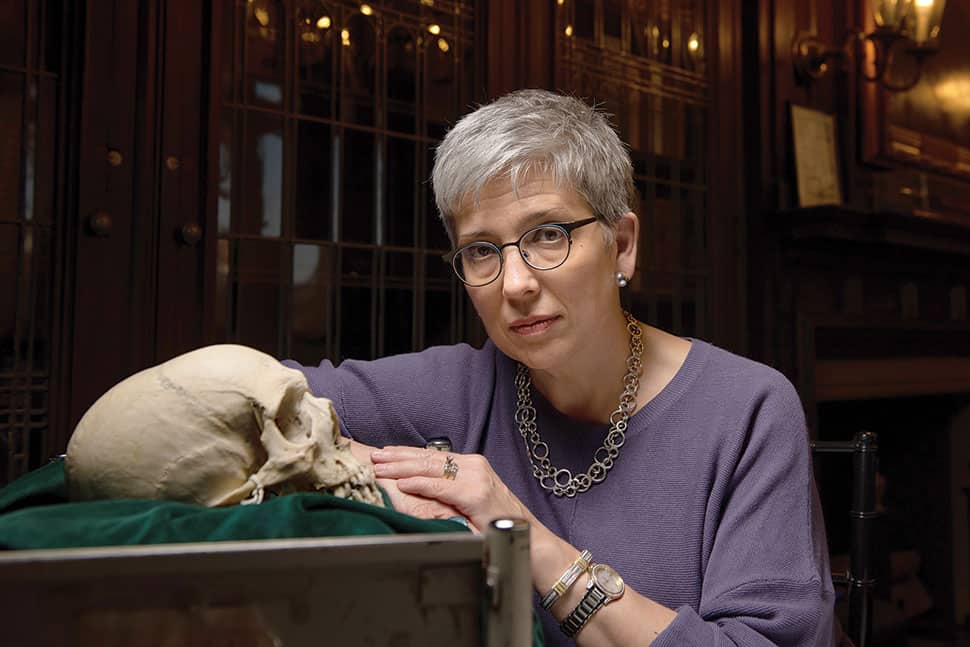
[540,549,593,610]
[560,585,608,637]
[560,563,624,638]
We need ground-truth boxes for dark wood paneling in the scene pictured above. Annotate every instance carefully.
[202,0,223,347]
[70,0,141,429]
[154,0,207,360]
[130,0,161,376]
[747,0,970,376]
[749,3,970,631]
[67,0,207,436]
[709,0,746,351]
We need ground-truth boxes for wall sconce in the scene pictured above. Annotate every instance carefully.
[793,0,946,92]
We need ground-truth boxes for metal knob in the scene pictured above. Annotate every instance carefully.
[87,211,113,237]
[178,222,202,246]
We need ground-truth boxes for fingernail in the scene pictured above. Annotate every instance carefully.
[370,449,388,460]
[372,463,388,476]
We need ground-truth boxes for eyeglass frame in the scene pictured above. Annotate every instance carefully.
[442,216,600,287]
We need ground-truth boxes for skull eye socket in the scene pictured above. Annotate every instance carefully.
[297,412,313,438]
[273,410,313,440]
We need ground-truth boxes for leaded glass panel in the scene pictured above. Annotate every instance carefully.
[217,0,479,365]
[556,0,709,339]
[0,0,63,483]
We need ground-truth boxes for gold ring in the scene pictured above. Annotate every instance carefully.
[442,455,459,480]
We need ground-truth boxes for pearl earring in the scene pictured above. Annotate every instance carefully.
[616,272,628,288]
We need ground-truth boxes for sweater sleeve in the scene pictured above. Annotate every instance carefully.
[282,343,498,453]
[653,370,838,646]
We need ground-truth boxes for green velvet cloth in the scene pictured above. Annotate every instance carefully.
[0,460,464,549]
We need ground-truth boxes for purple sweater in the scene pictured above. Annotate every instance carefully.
[287,339,838,646]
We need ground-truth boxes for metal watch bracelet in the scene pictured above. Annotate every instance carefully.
[561,585,608,637]
[540,549,593,610]
[560,563,626,638]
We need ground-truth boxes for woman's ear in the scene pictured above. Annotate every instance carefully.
[614,211,639,279]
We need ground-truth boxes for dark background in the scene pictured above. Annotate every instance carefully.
[1,0,969,642]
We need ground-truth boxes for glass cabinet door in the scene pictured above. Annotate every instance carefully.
[214,0,481,365]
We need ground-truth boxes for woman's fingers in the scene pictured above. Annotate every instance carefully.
[370,447,528,532]
[371,446,456,479]
[367,446,468,520]
[395,475,450,500]
[375,476,460,519]
[371,445,437,462]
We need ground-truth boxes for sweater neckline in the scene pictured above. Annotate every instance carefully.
[492,336,712,433]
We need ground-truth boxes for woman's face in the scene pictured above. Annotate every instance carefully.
[452,174,638,373]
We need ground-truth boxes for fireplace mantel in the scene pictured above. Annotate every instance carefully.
[815,356,970,401]
[762,206,970,414]
[776,206,970,257]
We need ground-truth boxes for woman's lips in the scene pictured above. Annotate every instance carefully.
[510,316,559,336]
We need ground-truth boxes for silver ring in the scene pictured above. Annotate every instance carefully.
[442,455,459,480]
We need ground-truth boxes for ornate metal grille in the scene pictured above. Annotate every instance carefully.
[0,1,63,484]
[215,0,481,365]
[556,0,710,338]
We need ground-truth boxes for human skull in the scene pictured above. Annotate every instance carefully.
[66,344,383,507]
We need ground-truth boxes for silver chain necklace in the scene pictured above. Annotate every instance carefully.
[514,311,644,498]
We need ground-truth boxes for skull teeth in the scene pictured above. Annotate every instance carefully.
[316,481,383,507]
[313,464,383,507]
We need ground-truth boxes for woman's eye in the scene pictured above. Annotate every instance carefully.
[532,227,564,243]
[464,244,496,261]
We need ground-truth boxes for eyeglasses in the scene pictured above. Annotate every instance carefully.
[443,217,599,287]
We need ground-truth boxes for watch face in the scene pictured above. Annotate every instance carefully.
[592,564,625,597]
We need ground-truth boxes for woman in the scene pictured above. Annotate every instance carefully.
[288,89,837,646]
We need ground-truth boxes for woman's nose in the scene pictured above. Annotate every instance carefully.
[501,247,539,297]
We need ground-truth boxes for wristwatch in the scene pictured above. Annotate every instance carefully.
[560,563,625,638]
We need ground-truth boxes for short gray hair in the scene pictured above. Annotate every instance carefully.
[431,89,636,241]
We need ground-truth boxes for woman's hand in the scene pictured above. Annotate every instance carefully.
[369,446,678,645]
[348,439,462,519]
[369,446,533,533]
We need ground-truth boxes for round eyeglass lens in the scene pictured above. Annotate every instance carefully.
[520,225,569,269]
[456,243,501,285]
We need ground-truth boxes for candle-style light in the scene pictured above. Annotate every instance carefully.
[792,0,947,92]
[907,0,946,47]
[872,0,913,29]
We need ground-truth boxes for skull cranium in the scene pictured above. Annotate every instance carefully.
[66,344,383,507]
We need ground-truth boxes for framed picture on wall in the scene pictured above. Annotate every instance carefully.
[790,104,844,208]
